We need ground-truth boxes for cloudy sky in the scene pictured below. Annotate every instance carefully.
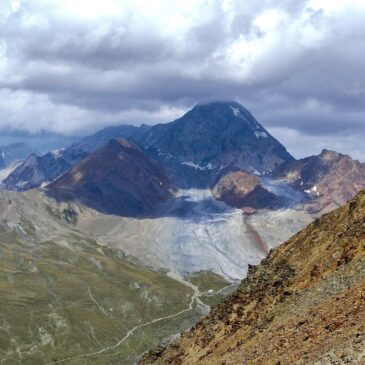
[1,0,365,159]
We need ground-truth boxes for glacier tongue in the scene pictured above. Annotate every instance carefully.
[77,189,301,281]
[158,189,266,280]
[0,188,313,283]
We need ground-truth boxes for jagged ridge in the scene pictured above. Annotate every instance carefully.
[273,149,365,213]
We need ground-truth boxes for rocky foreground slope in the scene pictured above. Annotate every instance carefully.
[140,190,365,365]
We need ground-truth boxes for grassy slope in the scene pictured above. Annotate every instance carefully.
[188,271,233,307]
[0,224,200,365]
[0,189,234,365]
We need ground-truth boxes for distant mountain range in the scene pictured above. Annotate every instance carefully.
[140,101,294,187]
[2,101,295,191]
[273,148,365,213]
[71,124,150,153]
[2,101,365,217]
[0,101,365,364]
[1,126,149,191]
[2,147,88,191]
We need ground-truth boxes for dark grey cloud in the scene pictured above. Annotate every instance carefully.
[0,0,365,159]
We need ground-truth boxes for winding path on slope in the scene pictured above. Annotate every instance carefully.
[46,277,220,364]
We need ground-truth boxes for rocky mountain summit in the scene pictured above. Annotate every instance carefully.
[48,138,174,217]
[212,170,284,210]
[1,101,295,191]
[273,149,365,213]
[139,189,365,365]
[4,102,364,210]
[142,101,294,187]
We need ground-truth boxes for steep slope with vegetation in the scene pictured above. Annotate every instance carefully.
[140,190,365,365]
[0,190,229,365]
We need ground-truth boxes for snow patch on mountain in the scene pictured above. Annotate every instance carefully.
[51,149,64,157]
[255,131,268,138]
[230,105,268,138]
[304,185,320,196]
[181,161,214,171]
[0,161,22,183]
[230,106,241,117]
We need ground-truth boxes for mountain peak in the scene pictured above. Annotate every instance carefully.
[48,137,174,217]
[273,148,365,213]
[319,149,341,160]
[186,101,268,137]
[194,100,245,109]
[192,100,252,118]
[141,101,294,187]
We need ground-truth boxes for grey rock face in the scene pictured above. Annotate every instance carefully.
[140,101,294,187]
[2,148,88,191]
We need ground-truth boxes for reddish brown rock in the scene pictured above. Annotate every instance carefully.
[212,171,283,210]
[273,149,365,213]
[139,190,365,365]
[48,138,175,217]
